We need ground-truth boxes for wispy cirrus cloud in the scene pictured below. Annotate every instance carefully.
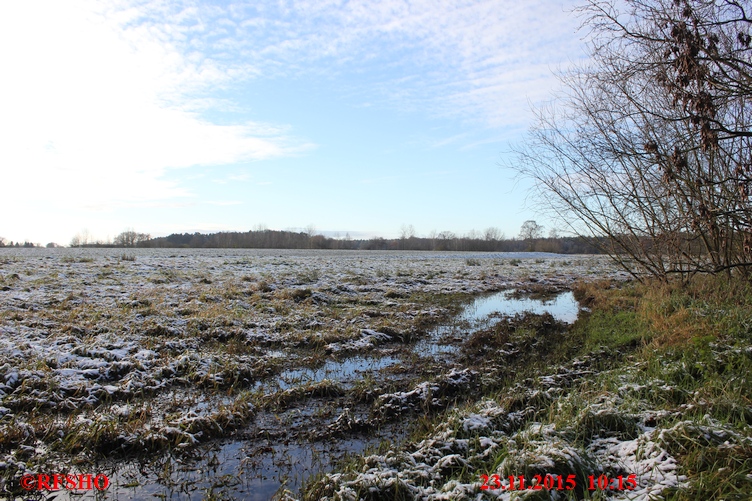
[179,0,586,127]
[120,0,585,128]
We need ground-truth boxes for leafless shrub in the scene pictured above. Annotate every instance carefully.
[514,0,752,281]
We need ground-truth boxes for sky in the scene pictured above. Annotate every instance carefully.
[0,0,588,246]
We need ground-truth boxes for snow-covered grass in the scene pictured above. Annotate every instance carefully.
[300,277,752,501]
[0,248,623,498]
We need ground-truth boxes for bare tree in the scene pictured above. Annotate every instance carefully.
[400,224,416,239]
[304,224,318,249]
[514,0,752,281]
[484,227,503,242]
[519,220,543,241]
[114,229,151,247]
[399,224,416,249]
[519,220,543,251]
[436,231,457,251]
[80,229,91,246]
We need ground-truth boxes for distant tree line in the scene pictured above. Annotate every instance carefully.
[131,228,604,253]
[0,238,36,248]
[69,229,151,248]
[6,220,655,254]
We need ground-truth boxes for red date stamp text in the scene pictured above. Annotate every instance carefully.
[479,473,637,491]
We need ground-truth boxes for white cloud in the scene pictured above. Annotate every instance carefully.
[0,0,583,210]
[203,0,586,127]
[0,0,309,208]
[0,0,585,243]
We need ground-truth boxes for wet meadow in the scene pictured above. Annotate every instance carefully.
[1,249,749,500]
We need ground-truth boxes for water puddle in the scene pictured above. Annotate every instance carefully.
[101,436,379,501]
[274,355,400,390]
[467,289,579,324]
[416,289,579,356]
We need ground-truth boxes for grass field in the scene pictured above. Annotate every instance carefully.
[1,248,748,500]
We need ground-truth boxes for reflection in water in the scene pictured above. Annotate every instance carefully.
[464,290,579,324]
[276,356,400,390]
[418,290,580,356]
[105,436,374,501]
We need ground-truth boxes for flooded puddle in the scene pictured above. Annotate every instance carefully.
[274,355,401,390]
[265,291,579,387]
[104,435,377,501]
[417,289,580,356]
[466,289,579,324]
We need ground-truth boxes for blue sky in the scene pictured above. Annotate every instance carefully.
[0,0,587,245]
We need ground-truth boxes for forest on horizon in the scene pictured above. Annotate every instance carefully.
[2,226,605,254]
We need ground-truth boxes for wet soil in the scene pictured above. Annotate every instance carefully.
[0,249,621,500]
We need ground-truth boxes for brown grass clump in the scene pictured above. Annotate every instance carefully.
[578,274,752,347]
[572,279,639,312]
[461,311,567,362]
[637,278,728,346]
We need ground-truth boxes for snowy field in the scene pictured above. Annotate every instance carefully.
[0,248,638,499]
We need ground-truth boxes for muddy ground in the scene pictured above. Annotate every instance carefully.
[0,249,625,500]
